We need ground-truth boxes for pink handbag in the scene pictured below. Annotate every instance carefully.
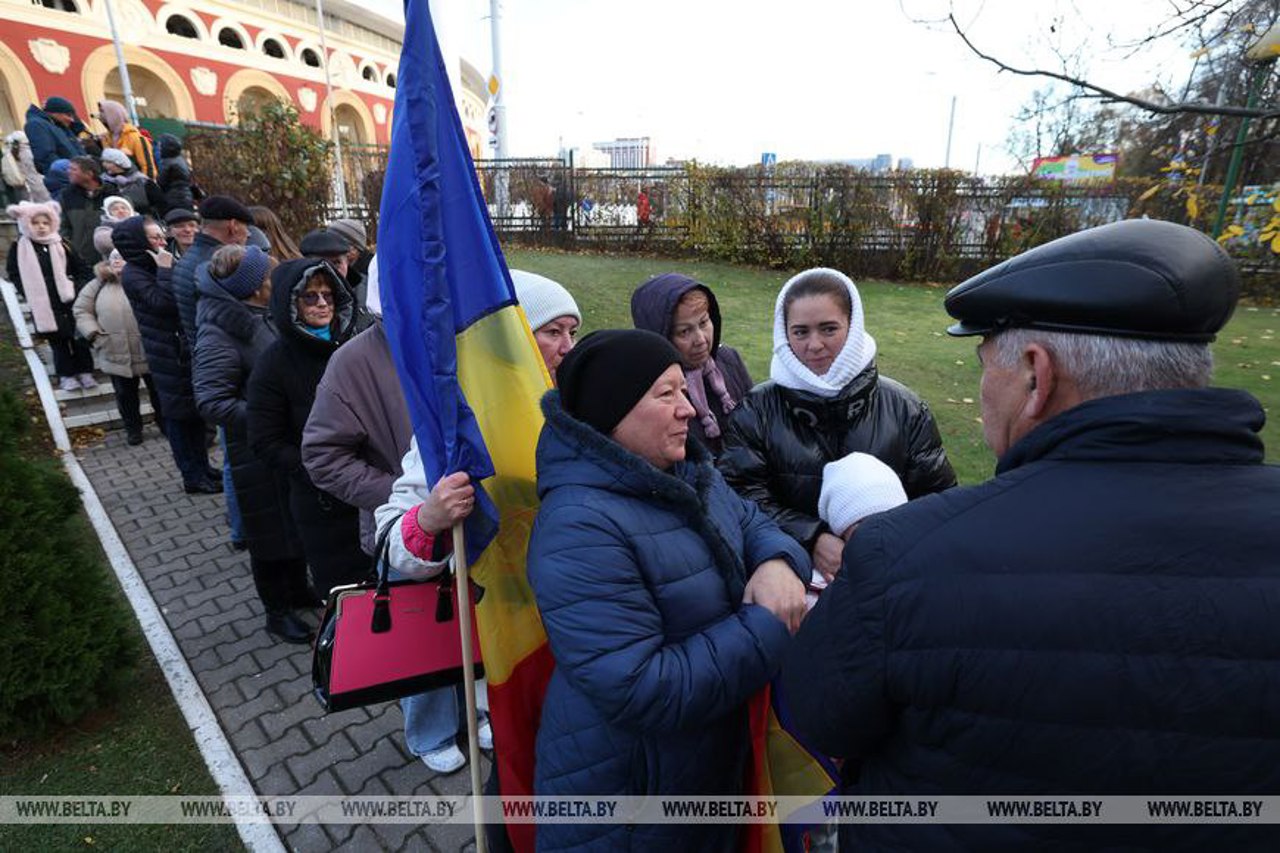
[311,517,484,713]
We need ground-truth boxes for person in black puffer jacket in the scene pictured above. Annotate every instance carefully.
[247,258,364,598]
[719,267,955,583]
[193,245,312,644]
[155,134,194,214]
[113,215,217,493]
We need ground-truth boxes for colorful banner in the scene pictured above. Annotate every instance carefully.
[1031,153,1118,182]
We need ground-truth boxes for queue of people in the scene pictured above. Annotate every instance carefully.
[6,138,1277,849]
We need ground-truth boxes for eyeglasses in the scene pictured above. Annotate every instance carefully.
[299,290,334,306]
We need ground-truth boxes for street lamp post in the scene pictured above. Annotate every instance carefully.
[1211,24,1280,239]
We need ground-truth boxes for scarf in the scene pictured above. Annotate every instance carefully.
[18,234,75,334]
[769,267,877,398]
[302,324,332,341]
[685,357,736,439]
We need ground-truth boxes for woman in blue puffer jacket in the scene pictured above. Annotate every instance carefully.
[528,329,811,852]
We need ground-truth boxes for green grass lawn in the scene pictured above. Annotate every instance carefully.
[506,248,1280,484]
[0,312,242,853]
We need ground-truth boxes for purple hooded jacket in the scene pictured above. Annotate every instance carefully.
[630,273,753,457]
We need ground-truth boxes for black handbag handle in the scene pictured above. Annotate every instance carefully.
[370,513,401,633]
[369,510,459,634]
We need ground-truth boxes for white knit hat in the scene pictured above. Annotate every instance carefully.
[818,452,907,536]
[511,269,580,331]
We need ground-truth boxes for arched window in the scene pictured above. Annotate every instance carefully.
[301,48,321,68]
[362,66,377,82]
[263,39,285,59]
[165,15,199,39]
[218,28,245,50]
[40,0,78,11]
[385,72,397,89]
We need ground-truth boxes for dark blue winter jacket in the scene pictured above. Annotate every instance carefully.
[24,104,81,174]
[113,216,197,420]
[173,231,222,348]
[527,390,810,852]
[784,387,1280,851]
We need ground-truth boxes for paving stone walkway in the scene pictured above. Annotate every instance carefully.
[79,424,487,852]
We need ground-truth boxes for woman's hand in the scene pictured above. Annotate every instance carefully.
[148,248,173,269]
[415,471,475,534]
[812,532,845,584]
[743,558,807,634]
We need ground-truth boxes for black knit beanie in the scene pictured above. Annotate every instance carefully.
[558,329,682,434]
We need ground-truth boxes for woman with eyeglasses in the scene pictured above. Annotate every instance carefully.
[194,244,315,645]
[247,259,363,601]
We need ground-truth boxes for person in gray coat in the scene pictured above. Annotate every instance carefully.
[194,244,312,644]
[73,252,161,444]
[301,257,412,556]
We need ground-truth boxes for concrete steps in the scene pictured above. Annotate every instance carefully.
[17,297,153,431]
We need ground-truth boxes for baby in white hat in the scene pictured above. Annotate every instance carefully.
[809,452,909,608]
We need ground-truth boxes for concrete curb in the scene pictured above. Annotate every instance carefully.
[2,277,285,853]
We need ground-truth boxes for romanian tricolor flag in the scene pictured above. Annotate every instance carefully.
[377,2,552,850]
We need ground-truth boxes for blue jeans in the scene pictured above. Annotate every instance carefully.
[218,428,245,543]
[165,415,210,487]
[388,566,489,755]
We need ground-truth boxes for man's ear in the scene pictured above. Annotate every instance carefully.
[1022,343,1057,420]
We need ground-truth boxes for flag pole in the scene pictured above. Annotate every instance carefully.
[452,520,488,853]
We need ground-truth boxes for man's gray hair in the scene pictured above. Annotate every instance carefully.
[987,329,1214,399]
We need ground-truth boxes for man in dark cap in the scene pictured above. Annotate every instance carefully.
[326,217,374,296]
[784,219,1280,850]
[172,195,253,346]
[299,228,351,277]
[163,208,200,259]
[24,97,85,173]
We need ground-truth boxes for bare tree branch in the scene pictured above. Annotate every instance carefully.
[949,12,1280,119]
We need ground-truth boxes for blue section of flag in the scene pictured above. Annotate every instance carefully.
[377,0,510,552]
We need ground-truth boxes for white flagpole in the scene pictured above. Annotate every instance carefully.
[102,0,140,126]
[451,520,487,853]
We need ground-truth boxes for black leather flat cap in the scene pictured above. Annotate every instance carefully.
[299,228,351,257]
[944,219,1240,342]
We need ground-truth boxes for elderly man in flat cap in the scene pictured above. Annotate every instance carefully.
[784,220,1280,850]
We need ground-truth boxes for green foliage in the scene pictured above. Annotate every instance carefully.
[184,99,334,242]
[0,388,137,737]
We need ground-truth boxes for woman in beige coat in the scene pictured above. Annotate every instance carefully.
[73,252,162,444]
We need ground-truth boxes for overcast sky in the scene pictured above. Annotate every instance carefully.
[366,0,1203,174]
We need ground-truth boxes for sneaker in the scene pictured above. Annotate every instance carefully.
[58,376,81,392]
[477,720,493,751]
[77,373,98,389]
[126,430,144,446]
[183,478,223,495]
[420,745,465,774]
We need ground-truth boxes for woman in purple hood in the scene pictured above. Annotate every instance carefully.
[631,273,752,457]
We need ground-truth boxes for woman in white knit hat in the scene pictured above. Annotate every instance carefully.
[719,267,956,584]
[370,268,581,777]
[511,269,582,383]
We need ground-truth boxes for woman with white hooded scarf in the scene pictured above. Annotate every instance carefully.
[719,267,956,582]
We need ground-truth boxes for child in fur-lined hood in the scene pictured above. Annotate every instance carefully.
[5,200,95,390]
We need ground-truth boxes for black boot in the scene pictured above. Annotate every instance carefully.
[265,610,313,645]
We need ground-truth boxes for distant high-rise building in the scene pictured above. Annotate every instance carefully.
[897,157,914,171]
[872,153,893,172]
[593,137,653,169]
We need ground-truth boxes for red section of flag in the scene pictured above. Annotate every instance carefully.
[486,642,555,852]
